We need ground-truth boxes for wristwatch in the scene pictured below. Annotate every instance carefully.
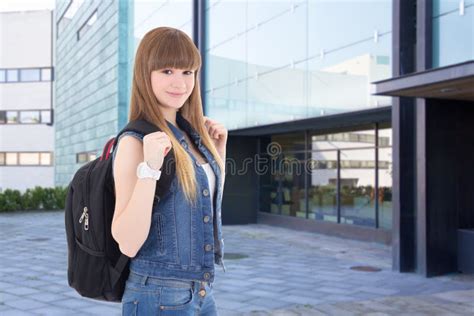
[136,161,162,180]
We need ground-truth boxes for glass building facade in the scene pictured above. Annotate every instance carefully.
[432,0,474,67]
[259,125,392,230]
[205,0,393,129]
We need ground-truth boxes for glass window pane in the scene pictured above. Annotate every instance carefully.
[433,0,474,67]
[308,150,338,222]
[311,128,375,150]
[272,132,305,152]
[340,148,375,227]
[78,10,97,40]
[19,153,40,165]
[41,68,52,81]
[6,153,17,165]
[77,153,87,163]
[20,69,40,82]
[378,128,392,230]
[7,69,18,82]
[7,111,18,123]
[20,111,40,123]
[279,152,306,218]
[41,111,51,123]
[40,153,52,165]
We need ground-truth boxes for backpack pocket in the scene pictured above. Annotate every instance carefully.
[71,237,107,298]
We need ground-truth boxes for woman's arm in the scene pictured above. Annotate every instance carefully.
[111,136,156,258]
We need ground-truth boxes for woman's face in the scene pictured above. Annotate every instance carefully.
[150,67,195,111]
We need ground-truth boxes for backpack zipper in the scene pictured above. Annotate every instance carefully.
[78,159,100,251]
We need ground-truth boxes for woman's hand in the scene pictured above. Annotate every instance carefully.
[204,116,227,159]
[143,131,172,170]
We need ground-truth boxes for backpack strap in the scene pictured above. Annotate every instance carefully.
[109,254,129,289]
[111,118,177,200]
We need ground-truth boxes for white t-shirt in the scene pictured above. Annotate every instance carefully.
[200,162,216,213]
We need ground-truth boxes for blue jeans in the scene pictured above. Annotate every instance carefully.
[122,271,218,315]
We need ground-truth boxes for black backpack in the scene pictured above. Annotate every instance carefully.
[64,119,176,302]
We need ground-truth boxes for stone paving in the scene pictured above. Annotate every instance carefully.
[0,210,472,315]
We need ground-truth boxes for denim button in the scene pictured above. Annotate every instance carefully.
[199,289,206,297]
[205,244,212,251]
[203,215,210,223]
[203,272,210,279]
[195,160,200,166]
[203,189,209,196]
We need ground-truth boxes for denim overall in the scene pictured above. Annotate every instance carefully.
[111,113,226,315]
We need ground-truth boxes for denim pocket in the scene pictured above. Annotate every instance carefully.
[159,286,194,311]
[122,299,138,316]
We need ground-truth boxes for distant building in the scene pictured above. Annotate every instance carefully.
[0,10,54,192]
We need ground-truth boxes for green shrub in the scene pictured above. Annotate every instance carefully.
[0,186,69,213]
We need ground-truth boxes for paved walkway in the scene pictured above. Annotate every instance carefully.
[0,210,473,315]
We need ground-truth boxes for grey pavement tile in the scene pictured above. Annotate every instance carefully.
[24,292,66,303]
[4,297,49,310]
[0,309,36,316]
[279,294,322,305]
[245,297,291,309]
[2,286,42,296]
[81,305,121,315]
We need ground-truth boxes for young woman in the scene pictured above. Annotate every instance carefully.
[111,26,227,315]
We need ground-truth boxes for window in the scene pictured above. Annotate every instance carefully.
[41,68,52,81]
[77,151,97,163]
[41,111,52,124]
[7,69,18,82]
[19,153,40,165]
[40,153,52,165]
[6,111,18,123]
[0,152,53,166]
[0,110,52,124]
[0,70,5,82]
[20,111,40,123]
[78,9,98,40]
[57,0,85,37]
[6,153,17,165]
[20,69,40,82]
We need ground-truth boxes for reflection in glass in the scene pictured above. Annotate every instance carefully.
[378,128,392,229]
[308,150,337,222]
[206,0,392,130]
[340,148,375,227]
[433,0,474,67]
[20,111,40,123]
[7,112,18,123]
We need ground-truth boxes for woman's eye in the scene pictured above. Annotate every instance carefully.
[162,69,193,75]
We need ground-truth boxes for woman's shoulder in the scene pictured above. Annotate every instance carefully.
[117,130,144,142]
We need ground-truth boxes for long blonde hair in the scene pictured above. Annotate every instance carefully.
[128,26,224,203]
